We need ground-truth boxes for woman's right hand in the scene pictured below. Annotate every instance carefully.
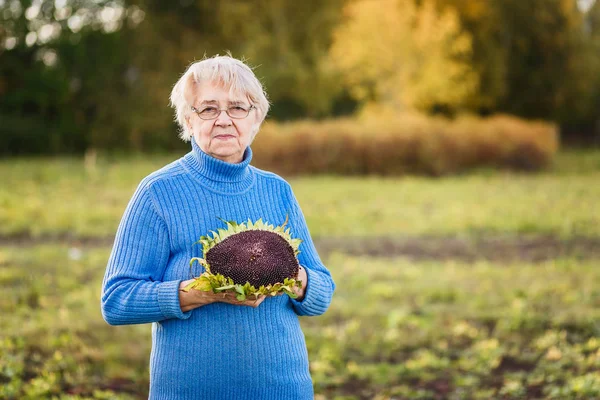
[178,279,266,312]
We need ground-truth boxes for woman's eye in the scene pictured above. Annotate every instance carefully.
[202,107,217,113]
[233,106,245,111]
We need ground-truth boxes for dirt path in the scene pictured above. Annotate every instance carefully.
[314,235,600,262]
[1,234,599,262]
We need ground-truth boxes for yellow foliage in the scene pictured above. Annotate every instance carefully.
[330,0,478,112]
[546,346,563,361]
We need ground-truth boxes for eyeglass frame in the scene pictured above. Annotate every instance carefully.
[190,104,256,120]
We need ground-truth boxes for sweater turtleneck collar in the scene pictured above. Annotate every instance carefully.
[181,139,255,193]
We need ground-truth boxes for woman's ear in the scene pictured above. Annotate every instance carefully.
[184,115,195,141]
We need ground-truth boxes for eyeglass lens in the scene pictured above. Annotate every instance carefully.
[196,106,251,119]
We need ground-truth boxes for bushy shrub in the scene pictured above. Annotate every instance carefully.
[252,114,558,176]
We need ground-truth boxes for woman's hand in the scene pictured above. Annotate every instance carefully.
[179,265,307,312]
[179,279,266,312]
[293,266,308,301]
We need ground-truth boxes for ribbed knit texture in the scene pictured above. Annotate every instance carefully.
[101,140,335,400]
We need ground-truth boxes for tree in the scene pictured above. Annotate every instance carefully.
[436,0,600,126]
[429,0,506,113]
[329,0,478,116]
[215,0,347,119]
[0,0,148,154]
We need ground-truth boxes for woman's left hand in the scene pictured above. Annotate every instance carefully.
[293,266,307,301]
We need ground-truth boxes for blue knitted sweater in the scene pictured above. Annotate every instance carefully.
[101,140,335,399]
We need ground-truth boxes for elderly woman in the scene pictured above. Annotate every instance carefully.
[100,55,335,399]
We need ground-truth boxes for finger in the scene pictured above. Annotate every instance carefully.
[253,297,265,307]
[252,298,263,307]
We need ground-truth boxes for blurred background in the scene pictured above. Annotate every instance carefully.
[1,0,599,399]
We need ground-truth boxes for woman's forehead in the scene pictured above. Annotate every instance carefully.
[194,80,248,104]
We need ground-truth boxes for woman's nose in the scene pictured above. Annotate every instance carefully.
[215,110,233,126]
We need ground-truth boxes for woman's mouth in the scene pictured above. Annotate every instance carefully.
[214,134,235,140]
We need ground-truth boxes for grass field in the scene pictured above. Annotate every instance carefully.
[0,150,599,239]
[1,247,599,399]
[1,149,599,399]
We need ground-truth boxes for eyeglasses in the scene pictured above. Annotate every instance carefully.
[191,105,255,120]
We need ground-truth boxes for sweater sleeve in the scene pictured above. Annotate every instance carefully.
[101,181,192,325]
[285,186,336,316]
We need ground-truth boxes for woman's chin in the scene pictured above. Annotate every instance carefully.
[209,145,243,163]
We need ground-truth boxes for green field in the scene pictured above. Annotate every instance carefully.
[0,150,599,238]
[1,248,599,399]
[1,150,599,399]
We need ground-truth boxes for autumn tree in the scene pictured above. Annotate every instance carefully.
[215,0,347,119]
[435,0,600,126]
[329,0,478,116]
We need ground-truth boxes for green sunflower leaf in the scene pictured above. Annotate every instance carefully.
[215,284,236,292]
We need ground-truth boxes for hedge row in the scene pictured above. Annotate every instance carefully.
[251,114,558,176]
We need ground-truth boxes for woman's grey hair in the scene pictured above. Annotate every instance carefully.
[169,55,270,142]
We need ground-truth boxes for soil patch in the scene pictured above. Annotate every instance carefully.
[315,235,600,262]
[1,234,599,262]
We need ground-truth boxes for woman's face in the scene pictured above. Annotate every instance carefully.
[186,81,258,164]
